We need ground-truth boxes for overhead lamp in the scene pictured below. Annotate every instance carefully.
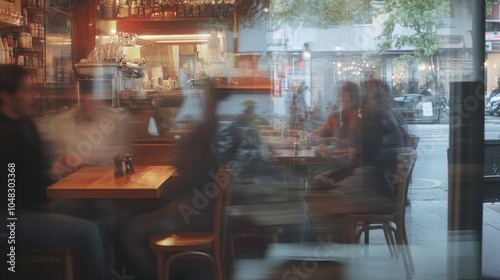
[138,34,210,43]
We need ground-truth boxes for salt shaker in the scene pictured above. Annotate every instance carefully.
[123,153,135,174]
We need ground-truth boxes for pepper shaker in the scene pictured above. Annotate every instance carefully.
[113,154,124,177]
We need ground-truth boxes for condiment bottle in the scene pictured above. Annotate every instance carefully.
[114,154,124,177]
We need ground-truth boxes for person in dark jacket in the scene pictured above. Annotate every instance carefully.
[0,65,108,280]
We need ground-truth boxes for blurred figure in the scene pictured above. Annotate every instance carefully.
[38,92,129,177]
[289,81,308,129]
[311,81,362,190]
[236,100,269,129]
[312,81,361,146]
[216,100,272,181]
[121,81,223,279]
[37,91,130,273]
[307,79,405,242]
[488,79,500,103]
[0,65,108,280]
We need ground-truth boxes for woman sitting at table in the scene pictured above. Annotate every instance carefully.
[312,81,361,144]
[307,79,406,242]
[311,81,362,189]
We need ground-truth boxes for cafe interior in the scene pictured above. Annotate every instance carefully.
[0,0,499,280]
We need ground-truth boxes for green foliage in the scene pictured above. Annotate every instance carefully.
[487,0,499,19]
[376,0,450,60]
[270,0,372,28]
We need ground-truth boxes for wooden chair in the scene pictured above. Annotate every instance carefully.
[149,165,234,280]
[406,134,419,204]
[339,148,417,276]
[408,134,420,150]
[19,247,74,280]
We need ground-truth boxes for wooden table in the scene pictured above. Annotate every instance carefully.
[271,148,348,165]
[46,165,177,199]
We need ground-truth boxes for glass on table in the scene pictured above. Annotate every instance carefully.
[293,133,300,155]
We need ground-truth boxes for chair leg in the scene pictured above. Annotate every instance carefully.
[349,221,360,243]
[155,251,165,280]
[384,223,398,258]
[401,223,415,273]
[363,222,370,244]
[395,231,413,277]
[383,228,396,258]
[63,250,74,280]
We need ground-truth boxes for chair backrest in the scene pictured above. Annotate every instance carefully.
[212,165,234,263]
[408,134,420,150]
[394,148,417,220]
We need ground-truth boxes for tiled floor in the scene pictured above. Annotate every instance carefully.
[232,200,500,280]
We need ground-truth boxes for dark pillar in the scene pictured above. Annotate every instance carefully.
[448,81,484,279]
[447,1,486,278]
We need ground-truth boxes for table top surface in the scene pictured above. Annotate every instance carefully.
[270,147,349,165]
[259,132,348,165]
[46,165,177,199]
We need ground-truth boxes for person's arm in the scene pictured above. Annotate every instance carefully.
[312,115,339,137]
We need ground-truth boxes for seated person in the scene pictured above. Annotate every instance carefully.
[312,81,362,189]
[307,80,406,242]
[121,82,223,280]
[0,65,109,280]
[37,91,129,177]
[312,82,361,145]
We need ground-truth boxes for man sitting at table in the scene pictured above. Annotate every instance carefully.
[307,79,406,243]
[0,65,109,280]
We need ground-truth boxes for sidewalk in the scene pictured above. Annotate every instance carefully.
[233,200,500,280]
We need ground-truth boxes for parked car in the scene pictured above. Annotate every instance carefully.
[392,92,449,124]
[486,94,500,116]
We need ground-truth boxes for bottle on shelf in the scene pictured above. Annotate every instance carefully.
[138,0,145,17]
[207,0,215,17]
[192,0,199,18]
[22,8,28,26]
[131,1,138,17]
[2,38,10,64]
[176,0,184,18]
[152,0,161,18]
[199,0,207,17]
[145,0,153,18]
[0,38,5,64]
[103,0,115,19]
[96,1,103,19]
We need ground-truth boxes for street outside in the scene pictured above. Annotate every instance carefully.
[408,115,500,203]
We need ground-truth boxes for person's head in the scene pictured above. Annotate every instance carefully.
[0,65,33,119]
[340,81,361,108]
[362,79,393,113]
[242,100,256,114]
